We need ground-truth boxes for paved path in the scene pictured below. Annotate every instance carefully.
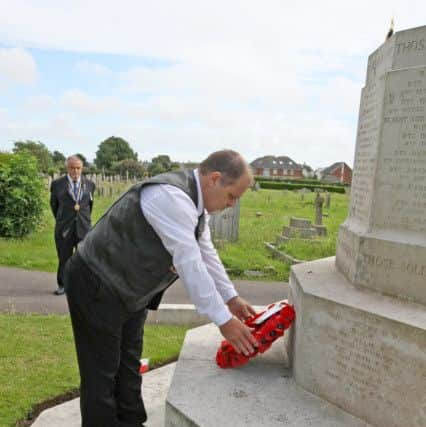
[0,266,288,314]
[0,266,288,426]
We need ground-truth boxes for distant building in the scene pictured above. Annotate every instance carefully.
[250,155,303,179]
[317,162,352,185]
[301,163,314,178]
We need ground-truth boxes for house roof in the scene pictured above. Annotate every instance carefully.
[322,162,352,175]
[250,155,301,170]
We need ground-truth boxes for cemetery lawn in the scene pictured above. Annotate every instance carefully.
[219,189,349,280]
[0,313,189,427]
[0,189,349,282]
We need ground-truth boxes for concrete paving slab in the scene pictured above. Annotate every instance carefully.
[32,363,176,427]
[166,324,371,427]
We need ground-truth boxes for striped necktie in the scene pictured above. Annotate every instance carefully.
[73,181,78,200]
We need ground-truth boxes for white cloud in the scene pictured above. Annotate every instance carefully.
[0,113,89,154]
[0,107,8,121]
[62,89,121,114]
[0,0,424,166]
[0,1,423,59]
[75,60,111,76]
[0,47,38,84]
[25,94,55,111]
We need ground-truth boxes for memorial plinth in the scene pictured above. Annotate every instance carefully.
[288,25,426,427]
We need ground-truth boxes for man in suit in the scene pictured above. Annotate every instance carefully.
[50,155,95,295]
[64,150,258,427]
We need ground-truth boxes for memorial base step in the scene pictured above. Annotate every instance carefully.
[165,323,370,427]
[288,257,426,427]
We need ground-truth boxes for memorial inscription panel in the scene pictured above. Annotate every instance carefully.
[373,67,426,232]
[295,297,426,427]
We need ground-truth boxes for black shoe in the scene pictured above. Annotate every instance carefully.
[53,287,65,295]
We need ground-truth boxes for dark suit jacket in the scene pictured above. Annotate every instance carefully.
[50,175,96,241]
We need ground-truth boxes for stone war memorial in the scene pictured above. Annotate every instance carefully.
[166,25,426,427]
[289,25,426,427]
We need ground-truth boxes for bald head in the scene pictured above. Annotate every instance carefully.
[199,149,252,186]
[199,150,253,213]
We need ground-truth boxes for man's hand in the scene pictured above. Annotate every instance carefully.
[227,296,256,321]
[219,317,258,356]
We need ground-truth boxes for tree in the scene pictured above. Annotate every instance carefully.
[13,140,53,173]
[0,152,44,237]
[111,159,146,179]
[148,155,180,177]
[52,150,66,165]
[75,153,88,166]
[94,137,137,172]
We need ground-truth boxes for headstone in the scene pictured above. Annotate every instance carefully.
[276,216,325,244]
[325,191,331,209]
[314,192,324,225]
[287,26,426,427]
[251,181,260,191]
[208,199,240,242]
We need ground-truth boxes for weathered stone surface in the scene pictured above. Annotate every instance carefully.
[313,224,327,236]
[283,225,317,239]
[289,217,312,228]
[265,242,304,265]
[288,257,426,427]
[166,324,370,427]
[336,25,426,304]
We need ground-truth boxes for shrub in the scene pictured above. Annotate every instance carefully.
[0,152,45,237]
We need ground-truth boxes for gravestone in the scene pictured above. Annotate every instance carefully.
[208,199,240,243]
[280,217,317,241]
[314,192,328,236]
[314,192,324,225]
[287,26,426,427]
[325,191,331,209]
[251,181,260,191]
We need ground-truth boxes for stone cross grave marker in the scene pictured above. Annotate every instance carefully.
[314,192,324,225]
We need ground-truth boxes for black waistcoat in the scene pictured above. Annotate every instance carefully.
[78,169,205,312]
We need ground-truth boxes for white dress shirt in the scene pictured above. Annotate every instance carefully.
[140,169,237,326]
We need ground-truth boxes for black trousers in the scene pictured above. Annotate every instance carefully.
[55,230,80,287]
[64,252,148,427]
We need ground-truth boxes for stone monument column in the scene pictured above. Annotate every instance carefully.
[287,25,426,427]
[336,26,426,304]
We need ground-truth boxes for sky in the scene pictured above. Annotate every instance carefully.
[0,1,425,168]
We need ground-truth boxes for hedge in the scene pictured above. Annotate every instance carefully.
[0,152,45,237]
[253,176,344,186]
[258,180,346,193]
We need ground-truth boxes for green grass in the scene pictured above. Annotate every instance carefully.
[0,195,117,272]
[0,313,189,427]
[219,189,349,280]
[0,188,349,281]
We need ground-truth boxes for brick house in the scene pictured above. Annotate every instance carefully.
[250,155,304,179]
[318,162,352,185]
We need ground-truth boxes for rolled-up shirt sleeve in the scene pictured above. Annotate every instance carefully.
[141,185,233,326]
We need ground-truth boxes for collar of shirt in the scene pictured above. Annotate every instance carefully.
[193,169,204,217]
[67,175,81,186]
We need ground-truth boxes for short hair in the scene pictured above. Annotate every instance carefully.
[199,150,252,185]
[66,155,83,166]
